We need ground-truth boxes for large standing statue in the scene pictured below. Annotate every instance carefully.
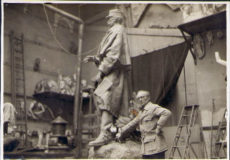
[84,9,131,146]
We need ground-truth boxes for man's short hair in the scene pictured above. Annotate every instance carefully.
[136,90,150,99]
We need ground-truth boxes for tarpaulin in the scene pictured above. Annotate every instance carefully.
[131,42,189,104]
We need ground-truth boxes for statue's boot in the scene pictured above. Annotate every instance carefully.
[89,111,113,147]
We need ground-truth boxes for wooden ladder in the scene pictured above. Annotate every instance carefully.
[9,31,28,145]
[168,105,204,159]
[214,109,227,158]
[77,88,100,157]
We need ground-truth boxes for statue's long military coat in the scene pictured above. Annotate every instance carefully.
[94,23,131,117]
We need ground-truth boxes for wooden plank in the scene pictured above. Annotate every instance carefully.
[4,152,74,159]
[85,26,185,37]
[83,113,98,119]
[202,125,218,130]
[82,138,96,144]
[82,125,100,130]
[127,28,183,37]
[4,92,33,100]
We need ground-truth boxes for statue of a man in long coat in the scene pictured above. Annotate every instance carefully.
[84,8,131,146]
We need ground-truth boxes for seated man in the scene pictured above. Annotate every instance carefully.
[116,90,172,159]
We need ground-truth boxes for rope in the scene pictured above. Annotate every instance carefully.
[43,4,98,56]
[43,4,73,54]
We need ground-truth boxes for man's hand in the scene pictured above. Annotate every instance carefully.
[116,128,122,141]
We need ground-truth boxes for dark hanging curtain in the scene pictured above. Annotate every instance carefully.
[131,41,189,105]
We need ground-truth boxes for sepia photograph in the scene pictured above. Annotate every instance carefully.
[1,1,228,159]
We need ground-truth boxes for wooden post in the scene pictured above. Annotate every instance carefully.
[21,33,28,146]
[44,4,84,157]
[179,29,197,65]
[73,23,84,158]
[9,31,16,108]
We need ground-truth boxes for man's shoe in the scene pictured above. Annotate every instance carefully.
[88,132,112,147]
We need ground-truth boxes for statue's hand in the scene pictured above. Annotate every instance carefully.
[83,56,95,63]
[156,127,162,135]
[91,71,103,84]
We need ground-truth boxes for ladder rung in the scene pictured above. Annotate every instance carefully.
[182,114,189,117]
[16,78,24,81]
[14,62,22,65]
[220,126,226,129]
[14,64,23,68]
[16,93,24,97]
[14,40,23,45]
[15,70,23,73]
[14,43,23,47]
[175,135,180,138]
[182,113,190,116]
[15,55,22,58]
[14,37,23,42]
[184,105,193,109]
[215,141,227,145]
[172,145,186,148]
[178,125,188,127]
[14,69,23,72]
[16,84,25,87]
[16,121,26,125]
[14,65,23,68]
[14,54,22,58]
[219,121,227,125]
[169,157,181,159]
[14,49,23,53]
[184,105,198,108]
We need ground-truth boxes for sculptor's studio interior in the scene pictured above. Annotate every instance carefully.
[3,3,227,159]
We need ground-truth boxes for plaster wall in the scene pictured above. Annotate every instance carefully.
[182,30,226,126]
[196,30,226,157]
[4,4,78,100]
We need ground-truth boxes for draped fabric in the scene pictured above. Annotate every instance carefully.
[131,42,189,104]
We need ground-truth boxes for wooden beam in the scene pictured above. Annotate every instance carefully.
[202,125,218,130]
[127,28,184,37]
[44,4,83,24]
[4,92,33,100]
[85,26,186,37]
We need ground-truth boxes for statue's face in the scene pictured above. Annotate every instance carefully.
[107,16,117,26]
[59,80,65,89]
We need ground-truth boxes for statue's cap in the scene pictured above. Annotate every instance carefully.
[136,90,150,98]
[106,9,124,19]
